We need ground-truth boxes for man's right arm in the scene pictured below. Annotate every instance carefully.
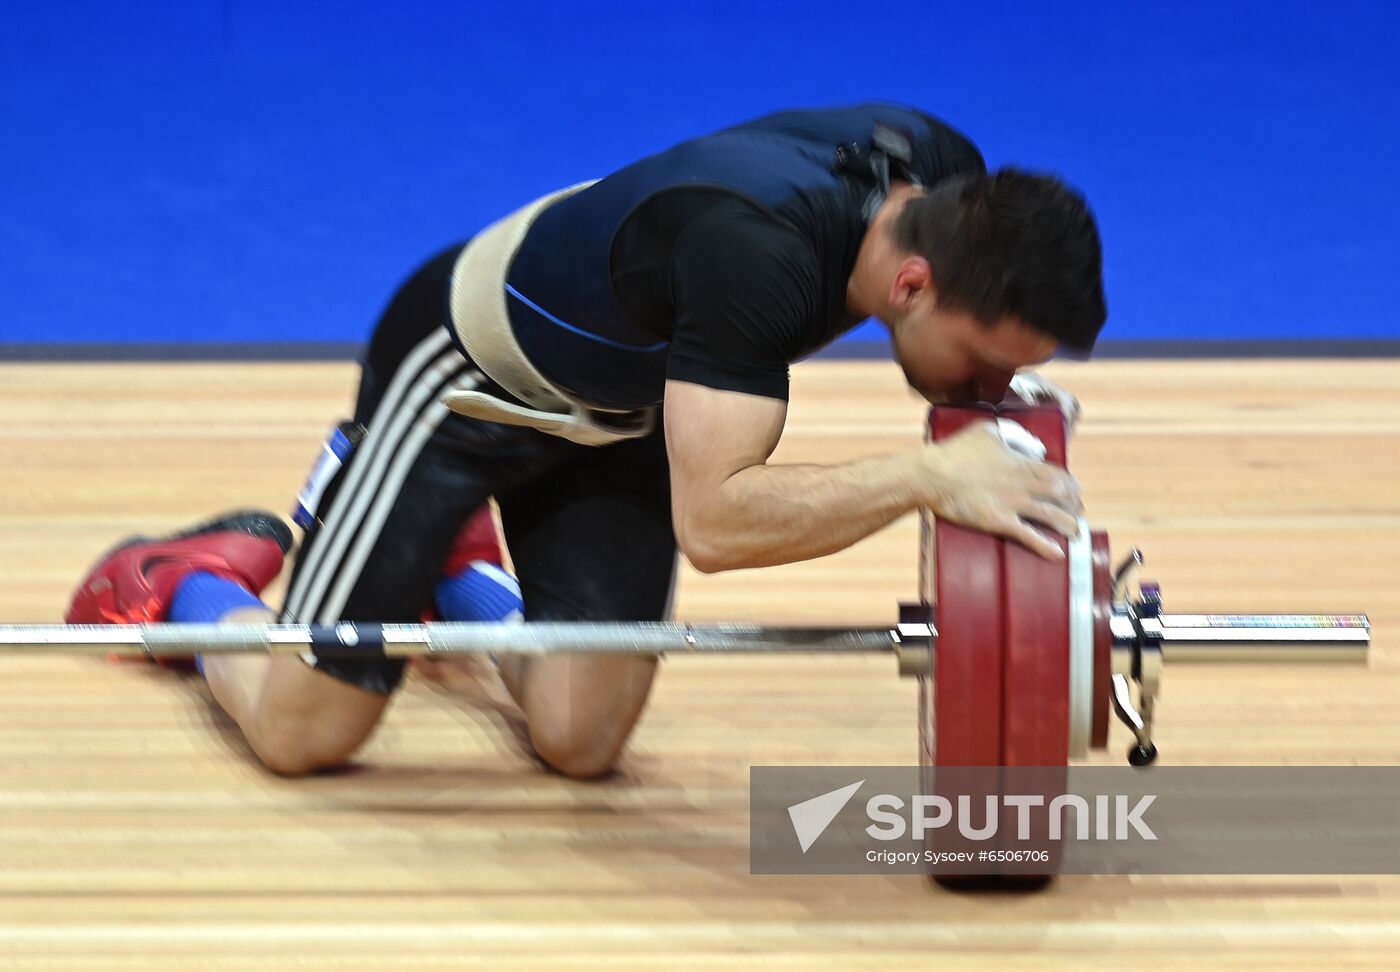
[664,379,1083,574]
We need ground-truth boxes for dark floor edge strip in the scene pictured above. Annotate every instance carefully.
[3,339,1399,363]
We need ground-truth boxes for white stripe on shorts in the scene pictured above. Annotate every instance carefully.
[283,329,481,622]
[291,354,478,624]
[314,369,482,622]
[283,327,452,618]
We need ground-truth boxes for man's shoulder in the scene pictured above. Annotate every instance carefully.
[670,195,819,281]
[724,102,986,182]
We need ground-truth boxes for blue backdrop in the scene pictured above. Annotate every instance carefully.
[2,0,1397,348]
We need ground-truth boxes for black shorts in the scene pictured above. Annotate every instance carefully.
[279,243,678,693]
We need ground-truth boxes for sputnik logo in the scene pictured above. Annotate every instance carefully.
[786,780,864,853]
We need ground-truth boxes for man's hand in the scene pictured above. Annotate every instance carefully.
[1009,371,1081,433]
[920,420,1082,561]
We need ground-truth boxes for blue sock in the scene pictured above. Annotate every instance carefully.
[435,561,524,622]
[170,572,266,678]
[170,571,266,624]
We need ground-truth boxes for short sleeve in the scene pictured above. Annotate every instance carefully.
[665,202,821,401]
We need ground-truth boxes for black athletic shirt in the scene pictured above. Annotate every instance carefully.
[503,104,986,409]
[611,182,869,401]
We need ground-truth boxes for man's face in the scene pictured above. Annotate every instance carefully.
[888,295,1058,405]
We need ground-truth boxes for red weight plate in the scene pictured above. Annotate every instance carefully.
[997,404,1071,768]
[926,407,1007,877]
[928,406,1005,767]
[995,403,1071,877]
[1090,531,1113,749]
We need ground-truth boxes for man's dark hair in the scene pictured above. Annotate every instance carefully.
[891,168,1107,354]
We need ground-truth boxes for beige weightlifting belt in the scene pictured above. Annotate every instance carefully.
[443,181,657,447]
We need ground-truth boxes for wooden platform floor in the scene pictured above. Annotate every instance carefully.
[1,358,1397,970]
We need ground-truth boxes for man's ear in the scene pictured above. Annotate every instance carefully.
[889,255,934,312]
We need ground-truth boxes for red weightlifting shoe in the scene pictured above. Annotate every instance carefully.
[66,510,293,629]
[415,505,506,628]
[440,505,504,578]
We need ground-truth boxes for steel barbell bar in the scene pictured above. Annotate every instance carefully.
[0,611,1369,661]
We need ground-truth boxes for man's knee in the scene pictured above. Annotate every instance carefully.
[247,710,370,777]
[240,656,391,777]
[518,656,656,779]
[528,721,627,779]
